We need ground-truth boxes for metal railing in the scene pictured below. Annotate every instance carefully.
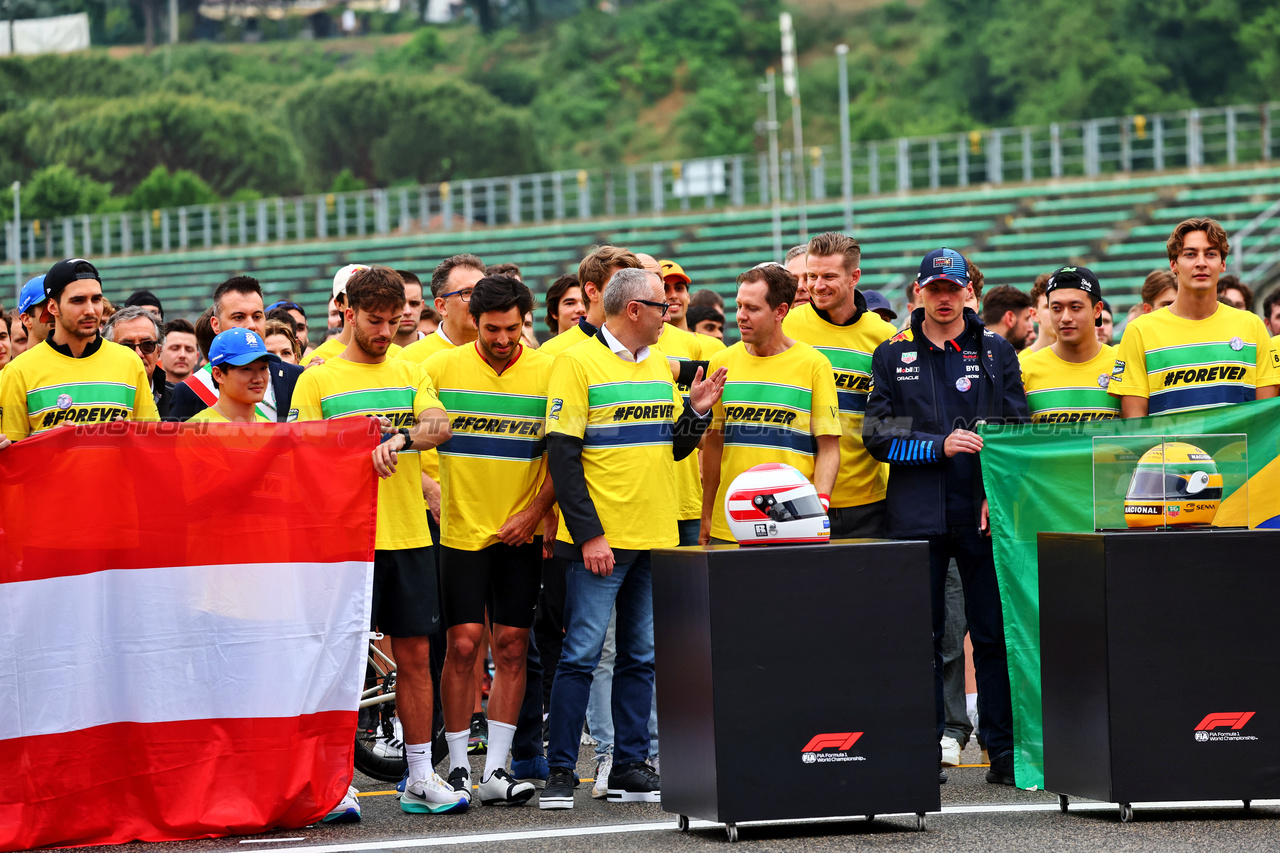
[1232,197,1280,286]
[4,101,1278,267]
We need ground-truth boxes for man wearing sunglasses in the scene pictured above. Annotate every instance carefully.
[103,305,176,421]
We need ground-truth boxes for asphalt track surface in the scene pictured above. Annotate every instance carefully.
[84,741,1280,853]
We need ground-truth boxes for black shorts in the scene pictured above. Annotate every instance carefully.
[440,539,542,629]
[372,546,442,637]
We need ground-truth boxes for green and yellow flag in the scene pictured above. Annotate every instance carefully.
[979,397,1280,790]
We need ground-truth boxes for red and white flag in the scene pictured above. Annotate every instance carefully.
[0,419,378,851]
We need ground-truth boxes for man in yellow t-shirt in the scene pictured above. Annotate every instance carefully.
[701,262,841,544]
[1,258,158,441]
[424,275,556,807]
[1110,218,1279,417]
[1021,267,1121,423]
[186,328,278,423]
[306,264,405,365]
[781,232,896,538]
[539,267,725,811]
[288,266,463,816]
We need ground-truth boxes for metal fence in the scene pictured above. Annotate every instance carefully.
[5,101,1278,266]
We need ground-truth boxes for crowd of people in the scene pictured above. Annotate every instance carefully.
[1,215,1276,822]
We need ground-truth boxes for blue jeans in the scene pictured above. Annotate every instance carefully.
[676,518,701,547]
[584,611,660,762]
[547,552,655,769]
[928,528,1012,758]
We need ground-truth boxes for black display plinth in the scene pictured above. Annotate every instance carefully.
[1040,530,1280,823]
[652,540,939,841]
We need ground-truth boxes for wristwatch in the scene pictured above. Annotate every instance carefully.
[397,428,414,451]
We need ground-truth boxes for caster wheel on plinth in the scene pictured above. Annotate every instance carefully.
[725,823,739,843]
[676,815,689,832]
[1120,803,1134,823]
[1058,794,1069,813]
[916,813,927,831]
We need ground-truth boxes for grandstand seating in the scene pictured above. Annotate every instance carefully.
[2,163,1277,331]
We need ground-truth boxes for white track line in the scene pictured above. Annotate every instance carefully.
[229,799,1280,852]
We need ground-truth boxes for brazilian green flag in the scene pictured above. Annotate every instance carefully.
[979,397,1280,790]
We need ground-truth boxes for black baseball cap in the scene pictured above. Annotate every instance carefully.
[124,289,164,316]
[1045,266,1104,326]
[41,258,101,322]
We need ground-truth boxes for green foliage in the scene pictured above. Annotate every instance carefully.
[126,166,218,210]
[329,168,367,193]
[397,27,445,70]
[23,164,111,220]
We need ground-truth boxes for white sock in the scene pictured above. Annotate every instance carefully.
[446,729,470,772]
[405,741,432,783]
[484,720,517,780]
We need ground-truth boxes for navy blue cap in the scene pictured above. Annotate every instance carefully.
[861,290,897,320]
[18,276,45,315]
[208,328,281,368]
[916,248,970,288]
[267,300,305,314]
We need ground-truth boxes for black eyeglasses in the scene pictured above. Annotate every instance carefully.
[124,340,160,355]
[633,299,670,315]
[441,288,474,302]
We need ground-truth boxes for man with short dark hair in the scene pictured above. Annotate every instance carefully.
[266,299,310,351]
[982,285,1034,351]
[309,266,407,365]
[699,262,840,545]
[782,232,896,539]
[426,275,556,807]
[161,318,198,383]
[1097,299,1114,345]
[123,289,164,321]
[1263,288,1280,336]
[169,275,305,421]
[399,255,487,365]
[687,305,724,340]
[544,274,585,337]
[1111,218,1278,417]
[103,305,174,420]
[864,248,1029,787]
[658,260,693,331]
[1,259,158,440]
[290,266,462,816]
[394,271,427,348]
[1216,274,1253,313]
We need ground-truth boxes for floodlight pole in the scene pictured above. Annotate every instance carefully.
[837,44,854,234]
[762,69,783,261]
[11,181,20,304]
[780,12,807,243]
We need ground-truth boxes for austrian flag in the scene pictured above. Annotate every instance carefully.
[0,420,379,851]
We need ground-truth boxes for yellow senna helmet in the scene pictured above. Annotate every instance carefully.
[1124,442,1222,528]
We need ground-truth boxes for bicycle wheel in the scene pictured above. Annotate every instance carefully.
[354,697,408,782]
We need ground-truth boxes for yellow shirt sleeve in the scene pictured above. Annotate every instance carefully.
[810,356,843,436]
[287,371,323,421]
[0,363,29,441]
[1109,322,1149,400]
[546,355,589,440]
[1255,317,1279,387]
[412,363,443,417]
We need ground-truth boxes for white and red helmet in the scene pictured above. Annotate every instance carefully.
[724,463,831,546]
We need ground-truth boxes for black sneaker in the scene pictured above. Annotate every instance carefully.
[446,765,471,797]
[939,769,948,783]
[606,761,661,803]
[986,751,1015,786]
[539,766,577,810]
[468,712,488,754]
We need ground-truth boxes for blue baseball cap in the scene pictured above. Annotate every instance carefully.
[861,290,897,320]
[208,328,281,368]
[18,276,46,315]
[917,248,970,288]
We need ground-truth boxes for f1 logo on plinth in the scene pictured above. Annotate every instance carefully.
[1193,712,1257,742]
[801,732,865,764]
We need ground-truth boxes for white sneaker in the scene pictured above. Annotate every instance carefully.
[940,736,961,767]
[478,767,536,806]
[591,752,613,799]
[371,717,405,759]
[581,730,598,747]
[400,773,469,815]
[322,785,361,823]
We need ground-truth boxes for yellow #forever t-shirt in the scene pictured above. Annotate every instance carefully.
[708,341,841,541]
[289,356,441,550]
